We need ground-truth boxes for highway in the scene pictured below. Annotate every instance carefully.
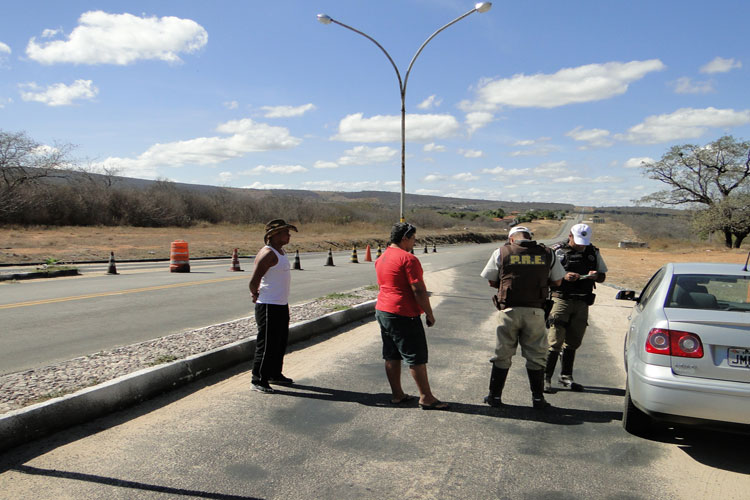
[0,220,577,376]
[3,221,747,499]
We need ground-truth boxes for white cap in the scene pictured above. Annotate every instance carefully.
[508,226,532,239]
[570,223,592,245]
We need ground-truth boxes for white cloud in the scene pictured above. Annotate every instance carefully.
[423,143,446,153]
[458,149,484,158]
[338,145,397,166]
[247,164,307,175]
[481,166,532,178]
[624,157,653,168]
[218,171,233,183]
[618,107,750,144]
[465,111,494,134]
[671,77,714,94]
[513,137,550,147]
[26,11,207,65]
[423,174,446,182]
[261,103,316,118]
[566,126,614,149]
[223,100,239,110]
[700,57,742,74]
[452,172,479,181]
[417,94,442,110]
[461,59,665,110]
[302,180,398,192]
[19,79,98,106]
[333,113,460,142]
[314,160,338,169]
[41,29,61,38]
[0,42,10,55]
[414,188,443,195]
[533,161,569,176]
[95,118,301,178]
[243,181,285,189]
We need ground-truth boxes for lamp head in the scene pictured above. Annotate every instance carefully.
[317,14,333,25]
[475,2,492,13]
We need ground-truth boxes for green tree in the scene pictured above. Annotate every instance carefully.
[692,192,750,248]
[639,135,750,248]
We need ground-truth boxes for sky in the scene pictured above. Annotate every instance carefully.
[1,1,749,207]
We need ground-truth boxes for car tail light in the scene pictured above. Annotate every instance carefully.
[645,328,704,358]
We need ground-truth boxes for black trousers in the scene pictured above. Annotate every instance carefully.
[252,303,290,383]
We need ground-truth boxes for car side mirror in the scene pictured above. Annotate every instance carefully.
[615,290,637,301]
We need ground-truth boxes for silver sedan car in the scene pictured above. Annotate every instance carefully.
[616,261,750,435]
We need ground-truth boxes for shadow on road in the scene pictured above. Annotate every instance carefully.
[11,465,263,500]
[543,385,625,397]
[643,425,750,474]
[276,384,622,425]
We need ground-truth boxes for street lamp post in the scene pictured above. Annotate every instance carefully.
[317,3,492,223]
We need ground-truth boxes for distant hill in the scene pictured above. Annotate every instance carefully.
[54,169,576,213]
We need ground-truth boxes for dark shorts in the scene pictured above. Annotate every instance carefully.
[375,309,428,366]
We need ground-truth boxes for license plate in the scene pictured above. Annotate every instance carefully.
[728,348,750,368]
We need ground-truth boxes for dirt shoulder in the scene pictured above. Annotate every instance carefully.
[0,220,562,264]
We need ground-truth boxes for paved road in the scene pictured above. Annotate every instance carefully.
[0,220,580,376]
[0,246,472,375]
[2,239,748,499]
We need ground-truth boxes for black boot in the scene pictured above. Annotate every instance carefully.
[544,350,559,393]
[560,347,583,392]
[527,368,551,410]
[484,365,509,408]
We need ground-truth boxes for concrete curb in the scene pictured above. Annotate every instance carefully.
[0,268,79,281]
[0,300,376,451]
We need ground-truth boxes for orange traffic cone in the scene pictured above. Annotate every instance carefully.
[325,248,335,266]
[364,245,372,262]
[228,248,243,271]
[293,250,303,270]
[107,251,119,275]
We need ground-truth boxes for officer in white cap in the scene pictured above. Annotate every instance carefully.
[544,223,607,392]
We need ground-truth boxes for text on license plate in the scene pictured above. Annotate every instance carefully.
[728,348,750,368]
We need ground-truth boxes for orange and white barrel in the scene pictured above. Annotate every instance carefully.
[170,240,190,273]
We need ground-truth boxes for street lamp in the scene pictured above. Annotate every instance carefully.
[317,3,492,223]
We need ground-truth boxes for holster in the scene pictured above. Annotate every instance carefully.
[586,293,596,306]
[492,295,503,311]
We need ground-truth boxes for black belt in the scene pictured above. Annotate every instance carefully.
[551,293,589,301]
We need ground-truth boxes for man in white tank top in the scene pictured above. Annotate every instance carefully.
[249,219,298,393]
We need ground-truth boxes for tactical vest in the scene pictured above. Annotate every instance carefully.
[551,241,599,295]
[495,240,553,309]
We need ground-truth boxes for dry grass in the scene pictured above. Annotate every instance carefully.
[4,219,745,293]
[0,221,523,263]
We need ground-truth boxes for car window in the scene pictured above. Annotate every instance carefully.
[667,274,750,311]
[638,268,666,308]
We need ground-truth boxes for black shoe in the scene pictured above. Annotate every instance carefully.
[268,374,294,385]
[559,375,583,392]
[532,396,551,410]
[251,382,275,394]
[543,378,554,394]
[484,395,504,408]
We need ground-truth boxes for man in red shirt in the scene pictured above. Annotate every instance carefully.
[375,223,448,410]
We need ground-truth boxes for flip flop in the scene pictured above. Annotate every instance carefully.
[419,400,450,410]
[390,394,416,405]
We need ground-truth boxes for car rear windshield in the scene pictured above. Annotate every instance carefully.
[666,274,750,312]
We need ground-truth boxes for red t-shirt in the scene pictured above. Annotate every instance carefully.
[375,246,424,317]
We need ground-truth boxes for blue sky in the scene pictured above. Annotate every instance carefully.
[1,1,748,206]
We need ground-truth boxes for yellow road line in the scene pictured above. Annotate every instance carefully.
[0,275,249,310]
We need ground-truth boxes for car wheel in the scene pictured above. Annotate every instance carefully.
[623,380,651,436]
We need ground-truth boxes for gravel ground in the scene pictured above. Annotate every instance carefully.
[0,287,378,414]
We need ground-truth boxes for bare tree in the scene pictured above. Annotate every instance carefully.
[0,130,75,220]
[639,135,750,247]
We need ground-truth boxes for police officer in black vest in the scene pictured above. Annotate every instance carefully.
[544,223,607,393]
[480,226,565,409]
